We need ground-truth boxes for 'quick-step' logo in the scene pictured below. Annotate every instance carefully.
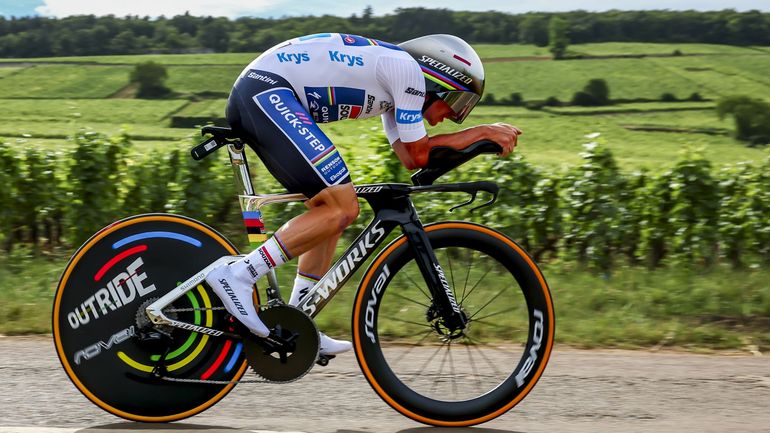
[396,108,422,124]
[277,52,310,64]
[328,50,364,67]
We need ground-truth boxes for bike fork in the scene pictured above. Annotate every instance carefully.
[401,220,467,332]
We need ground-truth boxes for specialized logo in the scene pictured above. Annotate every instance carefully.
[300,222,386,315]
[246,71,278,85]
[418,55,473,85]
[405,87,426,97]
[365,95,375,114]
[276,52,310,64]
[396,108,422,124]
[434,263,461,313]
[364,264,391,344]
[67,257,156,330]
[354,185,383,194]
[255,88,348,186]
[515,309,544,387]
[305,86,366,123]
[328,50,364,67]
[73,326,135,365]
[219,278,249,316]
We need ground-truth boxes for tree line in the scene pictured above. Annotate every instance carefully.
[1,131,768,273]
[0,8,768,58]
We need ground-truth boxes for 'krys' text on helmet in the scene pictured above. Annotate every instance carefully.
[398,34,485,124]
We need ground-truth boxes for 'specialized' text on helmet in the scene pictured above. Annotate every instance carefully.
[398,34,485,124]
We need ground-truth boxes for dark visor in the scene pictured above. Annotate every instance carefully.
[438,91,481,124]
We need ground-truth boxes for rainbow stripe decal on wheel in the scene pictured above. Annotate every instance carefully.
[112,231,202,249]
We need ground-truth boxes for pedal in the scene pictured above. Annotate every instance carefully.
[316,354,335,367]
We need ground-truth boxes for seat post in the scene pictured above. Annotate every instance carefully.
[227,143,255,196]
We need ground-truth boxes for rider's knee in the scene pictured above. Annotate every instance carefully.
[309,183,359,231]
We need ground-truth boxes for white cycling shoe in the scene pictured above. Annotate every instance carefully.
[319,332,353,356]
[205,265,270,338]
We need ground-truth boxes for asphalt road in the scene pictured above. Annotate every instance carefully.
[0,336,769,433]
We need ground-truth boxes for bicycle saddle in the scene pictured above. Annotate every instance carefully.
[411,140,503,186]
[201,125,240,140]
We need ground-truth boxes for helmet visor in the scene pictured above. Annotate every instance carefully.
[438,91,481,123]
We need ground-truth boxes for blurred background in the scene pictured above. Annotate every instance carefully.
[0,2,768,352]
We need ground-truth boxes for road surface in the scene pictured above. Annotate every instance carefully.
[0,336,768,433]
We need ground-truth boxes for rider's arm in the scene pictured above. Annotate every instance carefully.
[392,123,522,170]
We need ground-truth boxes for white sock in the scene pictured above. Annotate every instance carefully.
[289,271,321,306]
[231,235,293,284]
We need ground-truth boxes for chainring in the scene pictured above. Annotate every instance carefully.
[243,305,320,383]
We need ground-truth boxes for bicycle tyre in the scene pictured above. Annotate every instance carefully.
[352,221,555,427]
[53,214,250,422]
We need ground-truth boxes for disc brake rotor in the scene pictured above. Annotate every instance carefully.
[243,305,320,383]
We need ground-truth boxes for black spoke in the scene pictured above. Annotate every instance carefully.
[380,314,433,329]
[448,340,458,397]
[460,261,494,305]
[469,287,509,320]
[464,341,483,394]
[465,336,506,378]
[387,290,431,308]
[390,329,436,366]
[473,307,519,322]
[411,340,450,385]
[473,318,524,331]
[465,335,517,356]
[402,266,433,302]
[431,341,451,395]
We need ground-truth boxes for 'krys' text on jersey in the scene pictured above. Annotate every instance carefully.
[328,51,364,67]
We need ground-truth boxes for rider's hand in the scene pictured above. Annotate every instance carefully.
[483,123,522,157]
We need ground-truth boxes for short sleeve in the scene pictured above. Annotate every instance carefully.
[381,111,399,145]
[377,55,427,143]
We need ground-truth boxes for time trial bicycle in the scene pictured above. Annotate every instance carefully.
[52,125,555,427]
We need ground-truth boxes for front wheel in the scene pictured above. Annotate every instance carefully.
[352,222,555,427]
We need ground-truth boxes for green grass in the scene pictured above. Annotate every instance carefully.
[648,55,770,99]
[165,65,243,95]
[485,57,706,101]
[1,99,188,123]
[0,64,133,98]
[3,254,767,351]
[177,99,227,117]
[570,42,765,56]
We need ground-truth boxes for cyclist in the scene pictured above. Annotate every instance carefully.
[205,33,521,356]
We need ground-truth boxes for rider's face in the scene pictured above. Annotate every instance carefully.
[423,98,455,126]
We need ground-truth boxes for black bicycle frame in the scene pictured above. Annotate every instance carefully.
[294,182,484,331]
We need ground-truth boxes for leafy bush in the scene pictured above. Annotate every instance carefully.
[661,92,678,102]
[3,132,770,273]
[130,61,171,98]
[571,79,611,106]
[717,96,770,144]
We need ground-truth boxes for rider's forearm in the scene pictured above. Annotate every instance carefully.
[393,125,490,170]
[424,125,489,151]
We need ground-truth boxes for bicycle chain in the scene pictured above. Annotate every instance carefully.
[159,374,275,385]
[164,306,226,312]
